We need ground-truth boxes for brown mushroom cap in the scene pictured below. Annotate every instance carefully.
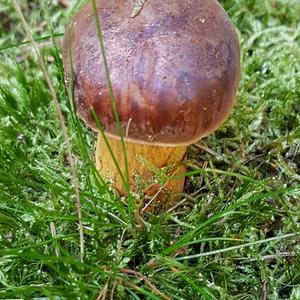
[63,0,240,146]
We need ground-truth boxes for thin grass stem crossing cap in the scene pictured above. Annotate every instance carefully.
[63,0,240,146]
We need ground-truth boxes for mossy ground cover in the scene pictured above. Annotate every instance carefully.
[0,0,299,299]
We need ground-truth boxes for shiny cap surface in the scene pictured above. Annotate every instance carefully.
[63,0,240,146]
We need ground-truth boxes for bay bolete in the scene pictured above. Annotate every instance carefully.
[63,0,240,203]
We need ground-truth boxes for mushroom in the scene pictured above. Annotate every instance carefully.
[62,0,240,204]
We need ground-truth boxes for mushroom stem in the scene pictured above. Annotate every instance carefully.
[95,134,187,203]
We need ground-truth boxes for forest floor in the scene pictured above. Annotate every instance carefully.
[0,0,299,299]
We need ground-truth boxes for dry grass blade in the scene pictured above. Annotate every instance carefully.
[96,280,109,300]
[192,143,217,156]
[110,280,118,300]
[120,268,171,300]
[102,266,171,300]
[11,0,84,261]
[261,278,268,300]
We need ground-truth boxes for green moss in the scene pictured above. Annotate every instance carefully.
[0,0,299,298]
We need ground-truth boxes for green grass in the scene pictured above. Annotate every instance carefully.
[0,0,300,299]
